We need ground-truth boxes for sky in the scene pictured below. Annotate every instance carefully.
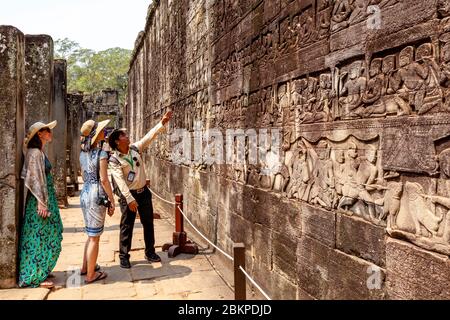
[0,0,152,51]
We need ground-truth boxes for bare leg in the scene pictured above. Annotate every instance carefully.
[81,238,89,274]
[86,236,101,282]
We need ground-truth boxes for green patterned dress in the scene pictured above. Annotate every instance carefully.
[18,156,63,288]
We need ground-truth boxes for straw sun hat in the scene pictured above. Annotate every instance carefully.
[23,120,57,148]
[80,119,111,144]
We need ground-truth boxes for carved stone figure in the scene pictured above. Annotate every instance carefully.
[301,77,319,123]
[331,0,353,32]
[317,3,332,39]
[415,43,443,114]
[379,181,403,227]
[439,34,450,110]
[338,141,360,211]
[348,0,367,25]
[315,73,333,122]
[363,57,411,117]
[392,46,428,113]
[438,0,450,18]
[332,147,346,207]
[287,143,311,201]
[396,182,443,237]
[338,61,367,119]
[308,140,335,209]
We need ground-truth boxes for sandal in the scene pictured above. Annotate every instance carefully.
[39,280,55,289]
[80,263,101,275]
[84,271,107,284]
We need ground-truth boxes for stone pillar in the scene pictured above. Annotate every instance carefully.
[0,26,25,289]
[24,35,55,176]
[67,93,84,193]
[52,59,68,207]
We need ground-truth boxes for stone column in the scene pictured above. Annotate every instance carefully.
[0,26,25,289]
[67,93,84,193]
[24,35,55,175]
[52,59,68,207]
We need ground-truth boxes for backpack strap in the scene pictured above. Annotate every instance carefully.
[109,155,120,166]
[130,145,140,155]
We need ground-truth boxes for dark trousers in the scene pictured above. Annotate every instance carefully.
[119,187,155,260]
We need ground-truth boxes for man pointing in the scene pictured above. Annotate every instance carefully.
[108,111,173,268]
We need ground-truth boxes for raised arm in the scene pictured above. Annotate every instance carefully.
[134,111,173,152]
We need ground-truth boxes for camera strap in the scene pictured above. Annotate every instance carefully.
[96,149,102,201]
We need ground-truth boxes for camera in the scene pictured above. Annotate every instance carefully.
[97,196,112,208]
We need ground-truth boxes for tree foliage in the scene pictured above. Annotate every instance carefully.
[55,38,131,105]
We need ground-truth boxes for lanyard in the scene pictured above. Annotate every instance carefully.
[123,152,134,171]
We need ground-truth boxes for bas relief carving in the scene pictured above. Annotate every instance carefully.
[134,0,450,257]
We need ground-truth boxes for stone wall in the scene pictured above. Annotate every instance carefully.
[83,89,122,128]
[128,0,450,299]
[0,26,25,289]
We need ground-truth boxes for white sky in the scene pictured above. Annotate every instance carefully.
[0,0,152,51]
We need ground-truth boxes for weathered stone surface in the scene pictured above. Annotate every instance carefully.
[66,93,83,193]
[24,35,53,128]
[0,288,49,300]
[272,231,297,281]
[385,238,450,300]
[336,212,386,267]
[52,59,68,207]
[127,0,450,299]
[297,235,386,300]
[301,204,336,248]
[0,25,25,289]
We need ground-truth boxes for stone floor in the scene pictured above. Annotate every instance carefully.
[0,196,233,300]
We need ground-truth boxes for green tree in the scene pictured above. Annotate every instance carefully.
[54,38,131,105]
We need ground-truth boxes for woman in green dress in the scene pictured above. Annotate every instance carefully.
[18,120,63,289]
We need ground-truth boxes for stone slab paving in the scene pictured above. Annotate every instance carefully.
[0,195,233,300]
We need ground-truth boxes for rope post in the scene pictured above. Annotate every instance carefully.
[162,193,198,258]
[175,194,184,233]
[234,243,246,301]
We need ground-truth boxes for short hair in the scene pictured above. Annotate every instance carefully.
[108,129,126,150]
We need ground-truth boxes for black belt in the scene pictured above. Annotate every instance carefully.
[131,187,146,194]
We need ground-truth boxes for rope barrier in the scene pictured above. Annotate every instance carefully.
[177,205,234,262]
[239,266,272,301]
[148,187,272,300]
[148,186,176,205]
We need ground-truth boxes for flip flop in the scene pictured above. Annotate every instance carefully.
[80,264,101,275]
[39,280,55,289]
[84,271,108,284]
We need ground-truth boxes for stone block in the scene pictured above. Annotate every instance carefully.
[385,238,450,300]
[0,25,25,289]
[297,236,386,300]
[336,212,386,267]
[301,203,336,248]
[272,231,297,280]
